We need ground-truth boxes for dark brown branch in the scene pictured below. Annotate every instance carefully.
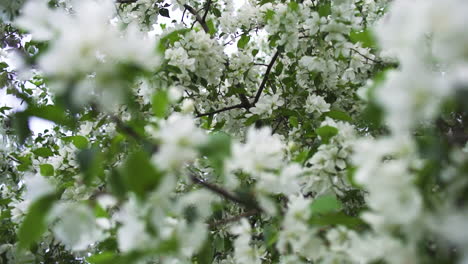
[351,48,382,64]
[195,51,280,117]
[253,51,280,105]
[111,116,141,140]
[116,0,138,3]
[184,4,210,33]
[201,0,212,23]
[207,209,259,228]
[271,117,285,134]
[110,116,159,152]
[190,175,263,212]
[8,155,22,164]
[196,103,245,118]
[181,8,187,24]
[223,33,241,46]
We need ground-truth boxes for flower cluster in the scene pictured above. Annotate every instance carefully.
[0,0,467,263]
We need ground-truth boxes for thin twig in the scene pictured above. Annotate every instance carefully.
[196,103,245,118]
[351,48,381,64]
[8,155,22,164]
[181,8,187,25]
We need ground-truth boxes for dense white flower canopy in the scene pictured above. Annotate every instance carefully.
[0,0,467,263]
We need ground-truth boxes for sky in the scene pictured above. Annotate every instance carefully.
[0,88,56,133]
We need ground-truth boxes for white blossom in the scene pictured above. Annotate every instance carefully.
[228,126,284,174]
[48,202,105,251]
[305,94,330,115]
[151,113,207,170]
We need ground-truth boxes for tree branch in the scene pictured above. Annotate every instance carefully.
[116,0,138,3]
[195,51,281,117]
[181,8,187,25]
[8,155,22,164]
[271,117,285,134]
[196,103,245,118]
[110,116,159,153]
[351,48,381,64]
[207,209,259,228]
[183,4,210,33]
[253,51,280,105]
[201,0,212,23]
[190,174,263,212]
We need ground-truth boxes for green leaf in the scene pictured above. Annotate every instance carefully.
[293,150,310,164]
[12,111,31,144]
[212,120,226,131]
[244,115,260,126]
[212,7,222,17]
[86,252,116,264]
[157,29,189,53]
[87,252,146,264]
[350,29,376,49]
[252,49,259,57]
[198,133,231,174]
[18,194,57,249]
[346,166,362,188]
[288,2,299,12]
[152,90,168,118]
[206,19,216,36]
[264,9,275,21]
[309,212,365,228]
[196,236,214,264]
[33,147,54,158]
[0,61,8,70]
[77,148,104,186]
[213,235,225,252]
[63,135,89,149]
[360,102,384,131]
[310,194,342,215]
[0,106,12,113]
[27,105,73,127]
[39,164,54,177]
[73,136,89,149]
[0,198,12,206]
[263,223,279,248]
[0,72,7,88]
[326,110,353,122]
[318,2,331,17]
[166,65,182,74]
[108,169,127,200]
[17,155,32,171]
[275,61,284,74]
[289,116,299,127]
[120,150,163,198]
[315,125,338,144]
[159,8,170,18]
[156,236,179,254]
[94,203,109,218]
[237,35,250,49]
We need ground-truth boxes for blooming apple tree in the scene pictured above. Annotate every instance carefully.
[0,0,467,263]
